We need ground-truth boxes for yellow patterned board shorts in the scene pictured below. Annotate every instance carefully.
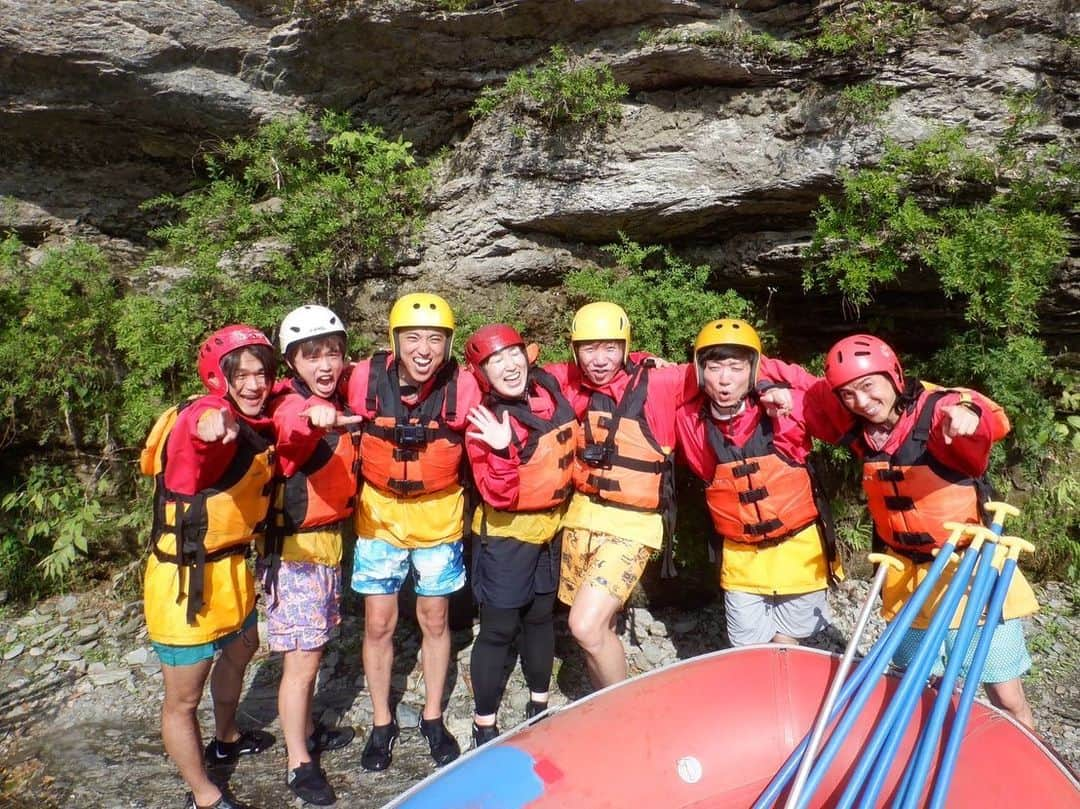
[558,527,652,607]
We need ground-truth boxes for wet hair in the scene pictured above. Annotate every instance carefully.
[221,344,277,386]
[697,345,755,365]
[286,333,347,365]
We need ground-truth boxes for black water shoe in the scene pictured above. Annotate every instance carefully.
[307,722,356,754]
[419,715,460,766]
[204,729,275,766]
[287,761,336,806]
[184,791,245,809]
[471,722,500,748]
[525,700,548,720]
[360,721,399,771]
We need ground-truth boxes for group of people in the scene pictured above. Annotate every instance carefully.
[141,294,1039,809]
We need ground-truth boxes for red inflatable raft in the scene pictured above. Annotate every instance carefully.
[390,645,1079,808]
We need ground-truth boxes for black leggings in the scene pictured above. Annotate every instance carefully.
[470,591,556,717]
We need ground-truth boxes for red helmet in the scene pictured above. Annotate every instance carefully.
[824,334,904,392]
[465,324,526,390]
[197,324,273,395]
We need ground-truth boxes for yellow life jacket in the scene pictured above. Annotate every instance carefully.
[141,399,274,631]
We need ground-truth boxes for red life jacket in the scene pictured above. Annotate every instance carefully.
[573,363,672,513]
[843,389,993,560]
[360,351,464,497]
[486,368,578,513]
[270,380,361,532]
[703,411,822,545]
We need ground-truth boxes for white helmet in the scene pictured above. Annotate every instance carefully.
[279,304,347,356]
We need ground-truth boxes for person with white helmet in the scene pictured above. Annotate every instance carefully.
[345,292,483,771]
[140,325,278,809]
[261,304,362,805]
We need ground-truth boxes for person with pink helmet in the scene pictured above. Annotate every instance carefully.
[462,324,579,747]
[801,334,1039,729]
[140,325,279,809]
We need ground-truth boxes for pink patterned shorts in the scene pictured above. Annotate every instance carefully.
[258,560,341,652]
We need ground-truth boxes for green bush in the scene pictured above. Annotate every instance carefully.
[119,112,430,442]
[814,1,928,56]
[471,45,628,128]
[564,234,761,361]
[837,82,898,123]
[0,113,431,592]
[0,238,126,450]
[804,121,1079,577]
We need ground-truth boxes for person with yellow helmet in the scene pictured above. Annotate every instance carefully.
[675,319,843,648]
[140,325,278,809]
[543,301,693,689]
[344,292,482,770]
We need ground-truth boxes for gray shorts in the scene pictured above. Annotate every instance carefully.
[724,589,831,647]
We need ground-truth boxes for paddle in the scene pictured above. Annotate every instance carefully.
[783,553,904,809]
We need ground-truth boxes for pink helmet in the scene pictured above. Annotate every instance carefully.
[197,324,273,395]
[824,334,904,392]
[464,324,526,391]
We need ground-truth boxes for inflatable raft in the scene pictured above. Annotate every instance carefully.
[389,645,1079,808]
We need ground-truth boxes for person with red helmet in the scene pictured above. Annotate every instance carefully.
[462,324,578,747]
[799,334,1039,729]
[140,325,279,809]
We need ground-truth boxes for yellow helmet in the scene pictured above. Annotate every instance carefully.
[388,292,455,347]
[570,302,631,344]
[694,318,762,385]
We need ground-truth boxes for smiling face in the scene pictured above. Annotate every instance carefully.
[290,336,345,399]
[836,372,900,426]
[396,327,449,386]
[480,344,529,399]
[225,349,271,417]
[574,340,625,387]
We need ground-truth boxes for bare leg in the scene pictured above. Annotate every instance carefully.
[985,677,1036,731]
[161,659,221,807]
[210,623,259,743]
[567,584,626,688]
[415,595,450,720]
[363,594,398,726]
[280,648,323,768]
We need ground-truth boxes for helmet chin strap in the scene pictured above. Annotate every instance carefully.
[709,398,747,421]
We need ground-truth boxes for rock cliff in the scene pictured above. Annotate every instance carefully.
[1,0,1076,349]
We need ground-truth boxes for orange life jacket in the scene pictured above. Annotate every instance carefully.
[271,381,361,532]
[573,363,672,513]
[486,367,578,513]
[843,388,994,560]
[140,399,275,624]
[703,412,823,545]
[360,351,464,498]
[259,382,361,588]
